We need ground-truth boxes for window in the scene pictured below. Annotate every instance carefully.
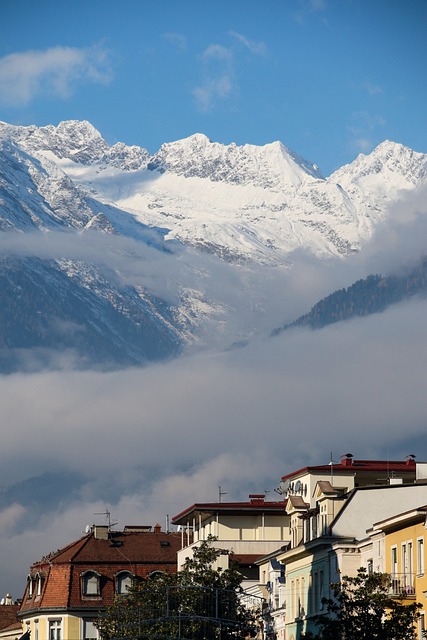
[391,546,398,577]
[35,573,43,597]
[34,620,39,640]
[81,571,101,596]
[319,570,324,609]
[417,538,424,576]
[295,578,300,618]
[311,514,317,539]
[148,571,165,580]
[49,619,61,640]
[27,576,33,598]
[419,612,425,639]
[116,572,133,595]
[82,621,98,640]
[300,577,305,617]
[290,579,295,619]
[402,543,407,581]
[367,559,373,574]
[313,572,319,613]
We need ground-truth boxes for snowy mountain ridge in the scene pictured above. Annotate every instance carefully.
[2,119,424,265]
[0,119,427,371]
[2,118,426,266]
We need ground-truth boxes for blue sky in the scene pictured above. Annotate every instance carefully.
[1,0,426,175]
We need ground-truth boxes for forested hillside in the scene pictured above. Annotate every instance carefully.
[275,258,427,332]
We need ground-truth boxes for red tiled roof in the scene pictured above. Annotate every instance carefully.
[19,530,182,615]
[0,605,20,631]
[281,458,417,481]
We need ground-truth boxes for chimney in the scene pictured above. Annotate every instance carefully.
[154,523,162,533]
[341,453,354,467]
[93,525,109,540]
[249,494,265,505]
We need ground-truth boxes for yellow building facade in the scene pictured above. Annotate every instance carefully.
[373,506,427,640]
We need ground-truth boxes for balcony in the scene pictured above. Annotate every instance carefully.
[388,574,416,598]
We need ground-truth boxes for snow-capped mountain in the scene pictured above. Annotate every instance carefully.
[0,119,426,371]
[2,119,426,264]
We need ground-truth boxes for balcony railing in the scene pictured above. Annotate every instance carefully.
[388,573,415,597]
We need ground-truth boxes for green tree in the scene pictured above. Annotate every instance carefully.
[301,568,421,640]
[98,536,259,640]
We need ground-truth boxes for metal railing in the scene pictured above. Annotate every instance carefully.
[388,573,415,597]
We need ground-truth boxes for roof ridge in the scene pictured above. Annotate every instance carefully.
[47,534,92,564]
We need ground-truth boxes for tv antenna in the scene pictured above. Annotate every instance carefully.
[94,509,118,530]
[218,486,228,503]
[329,451,339,485]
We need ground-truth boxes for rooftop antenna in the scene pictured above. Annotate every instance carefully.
[218,486,228,503]
[94,509,118,531]
[329,451,339,485]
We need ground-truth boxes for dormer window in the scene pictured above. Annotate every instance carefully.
[81,571,101,596]
[116,571,133,595]
[35,572,43,597]
[27,575,33,598]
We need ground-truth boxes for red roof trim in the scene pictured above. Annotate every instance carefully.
[281,459,416,481]
[172,501,286,523]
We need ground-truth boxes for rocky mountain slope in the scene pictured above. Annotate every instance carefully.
[0,119,426,371]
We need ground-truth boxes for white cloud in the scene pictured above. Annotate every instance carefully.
[294,0,328,24]
[0,44,114,107]
[1,185,427,597]
[192,32,266,112]
[200,44,232,62]
[193,43,234,112]
[364,81,384,96]
[347,111,386,154]
[353,137,374,153]
[163,33,187,51]
[0,504,27,535]
[193,75,233,112]
[229,31,266,56]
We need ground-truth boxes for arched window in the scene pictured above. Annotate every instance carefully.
[148,571,164,580]
[35,572,43,597]
[81,571,101,596]
[116,571,133,595]
[27,575,33,598]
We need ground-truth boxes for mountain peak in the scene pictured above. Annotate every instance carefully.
[184,133,212,145]
[147,133,323,189]
[330,138,427,190]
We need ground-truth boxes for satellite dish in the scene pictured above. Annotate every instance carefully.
[85,525,91,534]
[275,479,290,495]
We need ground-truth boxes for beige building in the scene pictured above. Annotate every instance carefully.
[172,494,289,589]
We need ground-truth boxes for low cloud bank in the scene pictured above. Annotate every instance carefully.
[1,185,427,599]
